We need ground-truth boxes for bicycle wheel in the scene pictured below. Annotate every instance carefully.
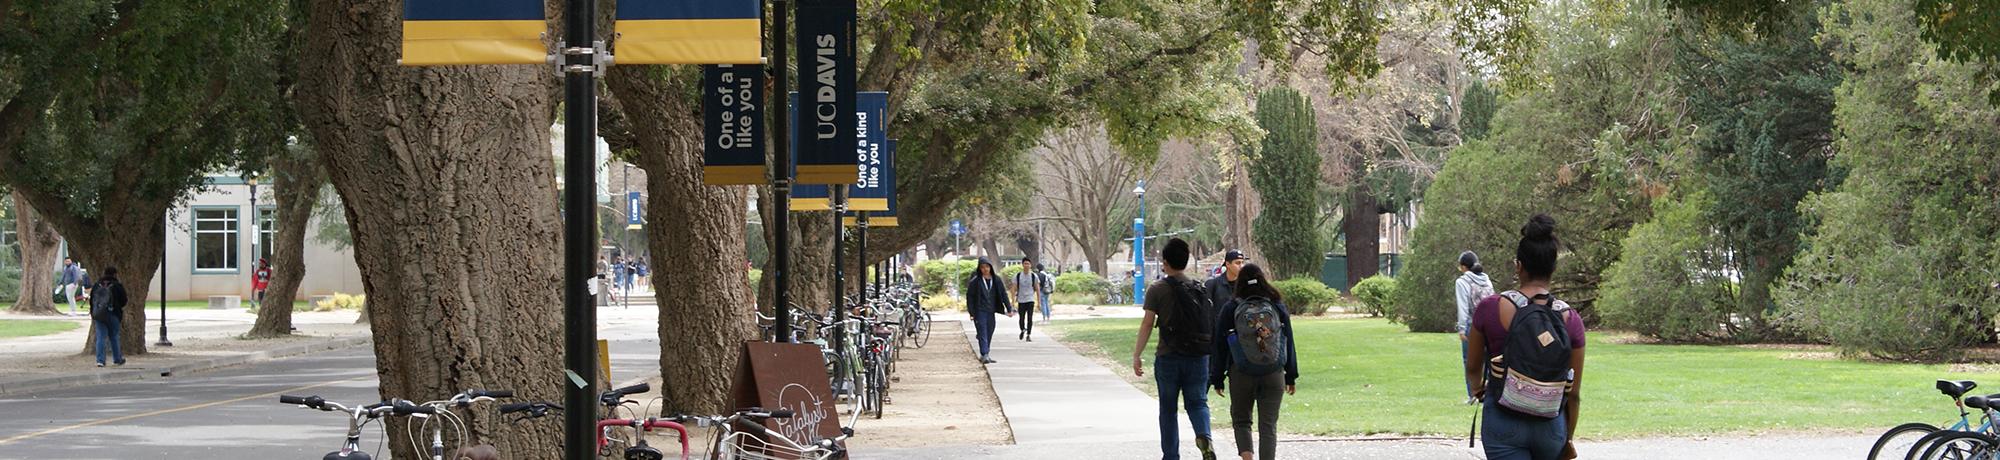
[870,361,887,419]
[1917,431,1996,460]
[914,311,933,349]
[1870,423,1937,460]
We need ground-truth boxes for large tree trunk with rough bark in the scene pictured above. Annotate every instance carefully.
[248,153,322,338]
[603,66,755,416]
[48,207,168,356]
[10,192,61,315]
[1343,178,1380,289]
[295,0,565,457]
[754,189,838,317]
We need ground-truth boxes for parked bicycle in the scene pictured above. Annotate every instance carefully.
[1871,380,1985,460]
[665,408,853,460]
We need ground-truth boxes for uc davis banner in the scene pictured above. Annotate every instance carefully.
[401,0,547,65]
[843,139,897,227]
[793,0,858,184]
[703,64,765,185]
[616,0,762,64]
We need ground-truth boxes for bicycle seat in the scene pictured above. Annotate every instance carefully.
[1968,395,1992,410]
[1940,380,1979,399]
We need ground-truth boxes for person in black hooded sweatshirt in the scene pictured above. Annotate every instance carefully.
[965,258,1013,364]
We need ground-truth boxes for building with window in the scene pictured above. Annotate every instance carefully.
[149,175,364,302]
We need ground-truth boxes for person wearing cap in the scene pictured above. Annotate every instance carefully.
[1204,250,1249,313]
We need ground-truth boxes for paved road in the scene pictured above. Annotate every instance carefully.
[0,303,664,460]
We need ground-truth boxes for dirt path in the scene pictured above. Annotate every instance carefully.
[844,320,1012,449]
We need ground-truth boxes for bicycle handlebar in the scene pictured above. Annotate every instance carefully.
[392,400,436,415]
[469,389,513,399]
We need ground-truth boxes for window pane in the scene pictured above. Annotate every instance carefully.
[193,208,239,270]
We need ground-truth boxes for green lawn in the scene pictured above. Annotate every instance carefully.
[1053,316,1994,439]
[0,319,81,338]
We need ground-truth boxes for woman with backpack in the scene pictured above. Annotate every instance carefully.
[1207,263,1298,460]
[1465,214,1587,460]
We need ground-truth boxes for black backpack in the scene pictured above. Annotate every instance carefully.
[1161,278,1214,355]
[1492,290,1574,419]
[89,284,115,320]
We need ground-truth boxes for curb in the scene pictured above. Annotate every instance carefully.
[0,336,372,396]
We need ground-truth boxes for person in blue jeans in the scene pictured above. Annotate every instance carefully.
[1131,238,1217,460]
[964,258,1012,364]
[88,267,128,367]
[1035,263,1054,324]
[1466,215,1586,460]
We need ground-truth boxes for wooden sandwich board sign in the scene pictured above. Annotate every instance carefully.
[733,341,843,451]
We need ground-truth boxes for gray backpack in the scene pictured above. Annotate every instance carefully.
[1228,297,1289,376]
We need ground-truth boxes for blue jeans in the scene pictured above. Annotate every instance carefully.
[971,310,995,357]
[1038,292,1052,320]
[1481,381,1568,460]
[94,316,124,365]
[1154,354,1212,459]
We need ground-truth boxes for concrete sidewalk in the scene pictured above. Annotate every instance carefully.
[0,309,375,396]
[869,314,1235,460]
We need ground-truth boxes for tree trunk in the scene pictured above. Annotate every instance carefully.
[10,192,61,315]
[755,189,838,317]
[603,67,755,416]
[1343,180,1380,289]
[295,0,564,457]
[57,212,167,357]
[248,153,323,338]
[979,236,1001,262]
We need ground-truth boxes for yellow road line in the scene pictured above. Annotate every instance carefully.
[0,375,372,445]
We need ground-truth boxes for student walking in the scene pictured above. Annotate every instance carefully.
[1455,250,1493,401]
[1208,263,1298,460]
[1204,250,1248,310]
[253,258,273,308]
[1035,263,1054,324]
[1131,238,1218,460]
[59,257,81,315]
[965,258,1012,364]
[1011,257,1041,341]
[89,267,128,367]
[1465,214,1587,460]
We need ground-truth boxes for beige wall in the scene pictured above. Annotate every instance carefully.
[145,180,365,301]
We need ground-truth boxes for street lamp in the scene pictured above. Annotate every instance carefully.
[1132,180,1145,306]
[246,175,259,310]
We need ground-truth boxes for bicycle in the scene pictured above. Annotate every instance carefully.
[665,408,853,460]
[1914,393,2000,460]
[278,395,400,460]
[1870,380,1984,460]
[395,389,514,460]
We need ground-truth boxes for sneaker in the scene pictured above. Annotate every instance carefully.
[113,361,125,367]
[95,362,105,368]
[1196,436,1216,460]
[1026,336,1034,342]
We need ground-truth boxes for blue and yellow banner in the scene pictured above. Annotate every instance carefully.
[793,0,858,184]
[843,139,898,227]
[847,92,889,212]
[703,64,766,185]
[616,0,762,65]
[401,0,547,66]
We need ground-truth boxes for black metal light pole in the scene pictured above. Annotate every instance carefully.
[857,210,868,308]
[155,211,171,347]
[831,185,846,355]
[770,0,793,343]
[560,0,600,456]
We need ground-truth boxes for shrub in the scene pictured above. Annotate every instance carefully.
[914,260,977,296]
[1351,275,1397,317]
[1273,277,1337,316]
[1599,192,1756,343]
[920,295,962,312]
[314,293,366,312]
[1055,271,1110,295]
[1386,141,1531,332]
[749,269,763,288]
[1000,264,1024,280]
